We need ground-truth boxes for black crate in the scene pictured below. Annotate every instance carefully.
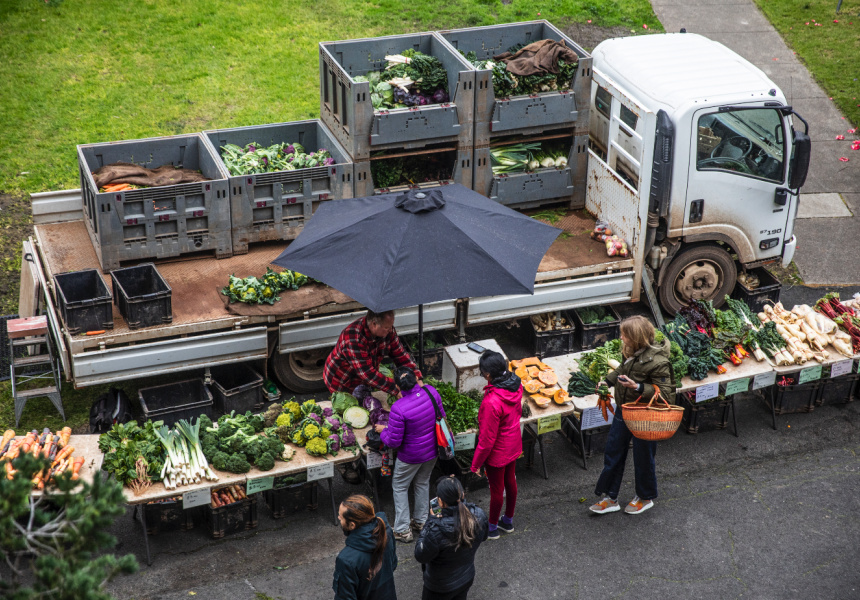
[209,363,264,415]
[773,380,819,415]
[678,394,731,434]
[816,374,858,406]
[52,269,114,335]
[730,267,781,315]
[264,481,319,519]
[528,311,576,359]
[143,499,197,535]
[571,305,621,350]
[205,494,258,539]
[138,378,214,427]
[434,456,487,492]
[560,416,609,458]
[400,331,451,378]
[110,263,172,330]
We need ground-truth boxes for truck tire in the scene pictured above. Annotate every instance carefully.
[270,348,329,394]
[657,244,737,314]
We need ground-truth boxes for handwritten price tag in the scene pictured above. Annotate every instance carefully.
[753,371,776,390]
[695,382,719,403]
[537,414,561,435]
[182,488,210,510]
[724,378,750,397]
[798,365,822,385]
[366,451,383,470]
[454,433,477,451]
[830,359,853,378]
[581,404,614,430]
[307,462,334,482]
[246,476,274,495]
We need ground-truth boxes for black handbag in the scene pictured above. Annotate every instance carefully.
[365,429,384,452]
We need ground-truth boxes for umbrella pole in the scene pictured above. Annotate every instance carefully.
[418,304,424,376]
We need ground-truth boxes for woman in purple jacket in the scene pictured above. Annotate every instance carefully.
[375,366,445,543]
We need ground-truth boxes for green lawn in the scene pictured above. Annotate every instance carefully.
[753,0,860,128]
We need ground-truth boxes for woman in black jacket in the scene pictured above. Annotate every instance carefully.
[414,476,489,600]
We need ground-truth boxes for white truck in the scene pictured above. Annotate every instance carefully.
[23,32,810,393]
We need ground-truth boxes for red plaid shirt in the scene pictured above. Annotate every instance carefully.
[323,316,421,395]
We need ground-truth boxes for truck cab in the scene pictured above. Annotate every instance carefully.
[589,33,810,313]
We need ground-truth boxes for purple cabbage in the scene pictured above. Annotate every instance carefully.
[415,94,430,106]
[247,144,256,152]
[363,394,382,413]
[322,407,334,418]
[325,416,342,432]
[370,408,389,427]
[432,89,449,104]
[353,384,372,402]
[340,425,356,447]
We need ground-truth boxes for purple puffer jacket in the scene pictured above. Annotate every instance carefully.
[380,384,445,464]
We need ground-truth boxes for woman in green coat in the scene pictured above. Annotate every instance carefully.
[590,315,675,516]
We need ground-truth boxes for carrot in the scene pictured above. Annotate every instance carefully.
[58,427,72,449]
[85,330,106,336]
[2,439,21,461]
[1,430,14,450]
[52,445,74,467]
[70,457,85,480]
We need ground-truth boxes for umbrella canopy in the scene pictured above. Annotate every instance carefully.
[272,185,561,313]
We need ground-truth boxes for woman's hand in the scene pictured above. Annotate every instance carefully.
[374,424,386,433]
[617,375,639,390]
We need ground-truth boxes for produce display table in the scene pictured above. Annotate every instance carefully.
[19,434,104,497]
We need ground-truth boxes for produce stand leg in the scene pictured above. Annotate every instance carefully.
[526,424,549,480]
[132,504,152,566]
[563,416,588,471]
[328,477,338,526]
[730,397,739,438]
[768,386,777,430]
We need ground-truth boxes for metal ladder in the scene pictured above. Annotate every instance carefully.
[8,316,63,427]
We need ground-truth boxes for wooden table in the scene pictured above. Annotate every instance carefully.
[18,434,105,497]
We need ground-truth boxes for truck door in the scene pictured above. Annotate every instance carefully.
[685,106,791,261]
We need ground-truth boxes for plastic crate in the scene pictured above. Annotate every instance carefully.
[571,305,621,351]
[205,493,258,539]
[473,133,588,210]
[773,380,819,415]
[143,499,198,536]
[264,481,319,519]
[528,311,576,359]
[110,263,172,330]
[77,134,232,272]
[209,362,264,415]
[400,331,451,378]
[438,20,592,145]
[730,267,781,315]
[434,456,487,492]
[138,378,214,427]
[678,394,731,434]
[353,144,473,197]
[560,417,609,458]
[319,32,475,161]
[816,373,858,406]
[52,269,113,335]
[203,120,355,254]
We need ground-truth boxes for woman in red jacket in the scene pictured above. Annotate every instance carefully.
[470,351,523,540]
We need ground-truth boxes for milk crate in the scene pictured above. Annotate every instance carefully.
[438,20,592,146]
[319,32,475,161]
[203,120,354,254]
[730,267,781,316]
[353,144,473,197]
[78,134,232,272]
[53,269,113,335]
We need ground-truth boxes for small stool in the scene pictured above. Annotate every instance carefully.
[8,316,63,426]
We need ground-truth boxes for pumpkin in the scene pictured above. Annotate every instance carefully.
[527,366,540,379]
[538,370,558,386]
[515,366,530,380]
[538,361,552,371]
[553,388,569,404]
[523,380,545,394]
[531,394,552,408]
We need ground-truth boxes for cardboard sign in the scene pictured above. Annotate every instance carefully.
[830,359,853,379]
[246,476,274,495]
[798,365,823,385]
[725,378,750,397]
[753,370,777,390]
[182,488,210,510]
[695,382,720,403]
[581,405,615,430]
[537,414,562,435]
[454,433,477,451]
[307,462,334,482]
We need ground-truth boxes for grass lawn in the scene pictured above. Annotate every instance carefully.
[753,0,860,128]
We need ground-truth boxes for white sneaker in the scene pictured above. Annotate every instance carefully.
[624,496,654,515]
[589,497,621,514]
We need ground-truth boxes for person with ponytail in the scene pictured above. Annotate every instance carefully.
[414,476,489,600]
[333,494,398,600]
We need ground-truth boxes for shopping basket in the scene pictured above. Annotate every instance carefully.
[621,390,684,441]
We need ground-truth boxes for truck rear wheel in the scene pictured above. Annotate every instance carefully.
[270,348,329,394]
[657,244,737,314]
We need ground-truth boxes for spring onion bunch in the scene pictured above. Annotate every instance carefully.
[155,419,218,490]
[490,143,542,174]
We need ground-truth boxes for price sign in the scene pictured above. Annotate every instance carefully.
[581,404,614,430]
[246,476,274,495]
[695,382,719,403]
[454,433,477,451]
[830,359,853,378]
[753,370,776,390]
[182,488,210,510]
[537,414,562,435]
[307,461,334,482]
[724,378,750,397]
[366,451,383,470]
[798,365,823,385]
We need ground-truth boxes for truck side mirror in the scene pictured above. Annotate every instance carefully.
[789,131,811,189]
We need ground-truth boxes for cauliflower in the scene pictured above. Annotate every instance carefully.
[300,421,320,440]
[291,429,307,447]
[281,446,295,461]
[305,436,328,456]
[320,427,331,439]
[307,412,323,426]
[275,425,292,444]
[263,403,283,427]
[327,434,341,455]
[301,400,323,417]
[283,400,301,420]
[275,412,293,428]
[340,425,356,447]
[322,407,334,418]
[325,416,342,432]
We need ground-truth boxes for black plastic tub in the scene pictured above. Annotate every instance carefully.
[209,363,264,415]
[264,480,319,519]
[138,378,213,427]
[205,494,258,539]
[816,373,858,406]
[110,263,172,330]
[53,269,113,335]
[571,305,621,351]
[773,380,819,415]
[528,311,576,359]
[730,267,781,315]
[679,394,731,434]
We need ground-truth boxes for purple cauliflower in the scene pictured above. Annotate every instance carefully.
[340,425,356,447]
[322,407,334,418]
[285,144,295,154]
[325,416,342,432]
[327,434,341,454]
[432,89,449,104]
[324,157,336,166]
[307,412,323,425]
[247,144,256,152]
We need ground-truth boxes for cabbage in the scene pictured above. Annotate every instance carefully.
[352,385,372,402]
[343,406,370,429]
[331,392,359,415]
[432,89,449,103]
[370,408,389,427]
[363,394,382,413]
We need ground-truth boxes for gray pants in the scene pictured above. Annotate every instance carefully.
[392,457,436,534]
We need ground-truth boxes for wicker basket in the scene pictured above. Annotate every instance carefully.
[621,391,684,442]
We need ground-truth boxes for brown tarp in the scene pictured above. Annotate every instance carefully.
[217,284,355,316]
[92,162,210,188]
[493,39,578,77]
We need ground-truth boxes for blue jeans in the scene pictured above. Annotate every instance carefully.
[594,407,658,501]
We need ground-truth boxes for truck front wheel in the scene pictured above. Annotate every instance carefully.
[657,244,737,314]
[270,348,329,394]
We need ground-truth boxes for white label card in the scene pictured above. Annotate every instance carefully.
[366,451,383,470]
[695,382,720,403]
[581,404,615,430]
[182,488,210,510]
[830,359,853,378]
[753,371,777,390]
[307,462,334,482]
[454,433,477,451]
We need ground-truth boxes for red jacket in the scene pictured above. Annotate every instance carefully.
[471,377,523,470]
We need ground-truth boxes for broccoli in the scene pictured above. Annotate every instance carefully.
[197,413,213,432]
[201,438,219,461]
[255,451,275,471]
[217,419,241,439]
[225,453,251,473]
[239,437,264,463]
[212,451,230,471]
[244,411,265,433]
[262,403,283,428]
[262,436,285,458]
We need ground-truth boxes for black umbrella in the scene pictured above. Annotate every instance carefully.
[273,185,561,369]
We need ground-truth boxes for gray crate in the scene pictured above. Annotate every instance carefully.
[319,32,475,161]
[353,145,473,197]
[78,134,231,272]
[203,120,354,255]
[438,20,592,146]
[473,133,588,210]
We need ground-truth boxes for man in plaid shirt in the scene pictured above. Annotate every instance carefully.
[324,309,422,395]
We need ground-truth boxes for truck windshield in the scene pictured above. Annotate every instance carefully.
[696,108,785,183]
